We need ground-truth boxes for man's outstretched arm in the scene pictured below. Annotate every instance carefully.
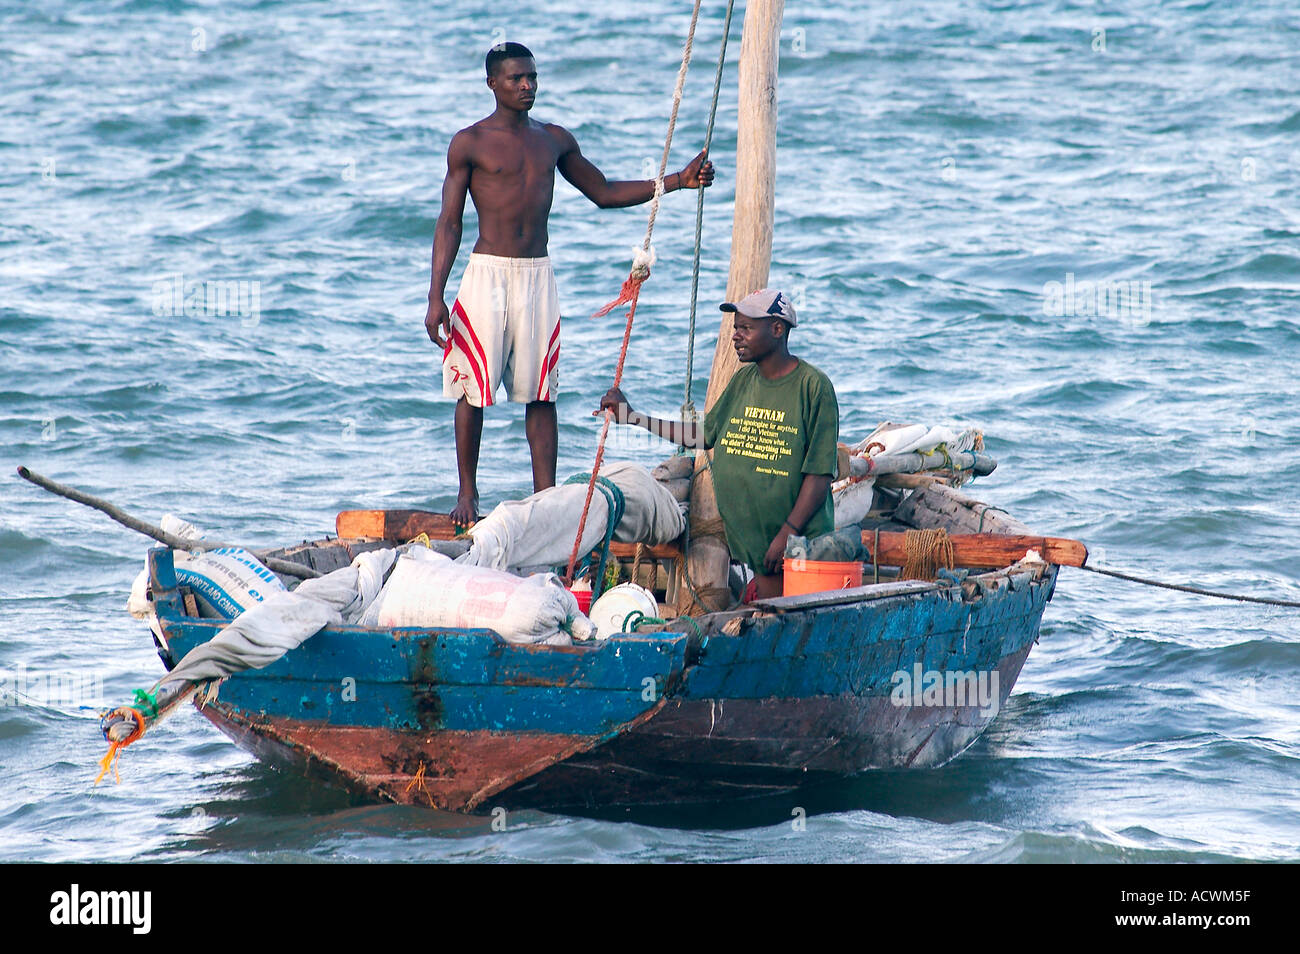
[425,132,472,348]
[556,127,714,209]
[597,387,705,448]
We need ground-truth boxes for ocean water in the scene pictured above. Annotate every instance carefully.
[2,0,1297,863]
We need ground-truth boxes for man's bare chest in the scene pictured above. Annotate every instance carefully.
[472,131,559,185]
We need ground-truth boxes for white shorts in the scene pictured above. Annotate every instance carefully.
[442,253,561,407]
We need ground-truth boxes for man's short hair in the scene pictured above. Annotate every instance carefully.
[486,42,534,77]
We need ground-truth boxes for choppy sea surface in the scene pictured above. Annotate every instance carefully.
[2,0,1297,863]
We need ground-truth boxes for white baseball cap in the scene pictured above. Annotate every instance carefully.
[719,288,797,327]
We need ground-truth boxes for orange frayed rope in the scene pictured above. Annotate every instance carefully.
[592,245,655,318]
[94,693,151,786]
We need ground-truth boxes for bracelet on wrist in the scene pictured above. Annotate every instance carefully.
[783,519,803,535]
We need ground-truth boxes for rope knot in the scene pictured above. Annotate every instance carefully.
[593,245,656,318]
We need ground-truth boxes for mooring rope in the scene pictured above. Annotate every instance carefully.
[1076,563,1300,608]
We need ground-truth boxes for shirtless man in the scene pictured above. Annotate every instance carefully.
[425,42,715,527]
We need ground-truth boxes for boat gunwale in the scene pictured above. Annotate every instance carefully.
[150,551,1052,661]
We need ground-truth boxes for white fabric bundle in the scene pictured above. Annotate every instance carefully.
[832,422,984,528]
[459,461,687,571]
[160,548,398,685]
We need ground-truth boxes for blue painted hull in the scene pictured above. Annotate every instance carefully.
[505,569,1053,808]
[149,548,1056,811]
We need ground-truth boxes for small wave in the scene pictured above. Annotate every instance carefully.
[346,206,438,241]
[1195,252,1300,286]
[1007,377,1143,410]
[0,527,124,574]
[959,829,1251,864]
[194,207,292,239]
[1276,110,1300,132]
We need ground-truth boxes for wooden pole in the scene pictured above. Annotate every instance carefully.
[864,532,1089,569]
[714,0,783,392]
[16,466,321,579]
[678,0,785,615]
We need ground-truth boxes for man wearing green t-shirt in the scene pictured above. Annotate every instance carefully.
[597,288,839,600]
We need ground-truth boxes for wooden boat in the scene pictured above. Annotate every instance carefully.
[129,0,1083,813]
[145,482,1075,812]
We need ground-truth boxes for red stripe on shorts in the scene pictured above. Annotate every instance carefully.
[537,321,561,401]
[454,300,492,398]
[450,327,489,406]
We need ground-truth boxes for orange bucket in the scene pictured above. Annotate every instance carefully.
[782,559,863,596]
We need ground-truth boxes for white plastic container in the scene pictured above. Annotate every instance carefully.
[587,583,660,640]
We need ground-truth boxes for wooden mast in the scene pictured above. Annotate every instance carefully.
[677,0,785,614]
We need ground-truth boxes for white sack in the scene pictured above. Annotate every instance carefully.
[128,514,203,618]
[834,422,985,529]
[833,478,878,529]
[127,515,285,620]
[360,551,592,645]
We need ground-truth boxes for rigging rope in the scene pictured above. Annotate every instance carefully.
[682,0,738,422]
[566,0,707,585]
[591,0,705,319]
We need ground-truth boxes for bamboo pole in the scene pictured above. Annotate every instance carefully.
[678,0,785,615]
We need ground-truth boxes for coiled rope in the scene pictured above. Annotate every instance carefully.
[900,528,955,582]
[622,609,703,639]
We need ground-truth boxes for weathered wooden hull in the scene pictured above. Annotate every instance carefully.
[193,707,666,811]
[151,541,1056,813]
[498,567,1052,808]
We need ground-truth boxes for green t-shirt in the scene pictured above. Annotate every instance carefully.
[702,358,839,573]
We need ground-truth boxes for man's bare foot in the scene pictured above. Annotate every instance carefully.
[450,492,479,531]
